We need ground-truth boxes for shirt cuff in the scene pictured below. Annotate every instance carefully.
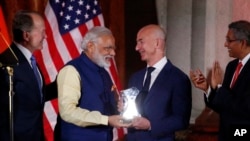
[204,86,211,98]
[204,84,222,99]
[101,115,109,125]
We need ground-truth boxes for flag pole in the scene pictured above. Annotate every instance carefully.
[6,66,14,141]
[0,31,18,141]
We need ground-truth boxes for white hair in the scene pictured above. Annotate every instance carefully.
[81,26,113,51]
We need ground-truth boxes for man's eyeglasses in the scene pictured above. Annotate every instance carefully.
[226,38,241,43]
[103,46,116,52]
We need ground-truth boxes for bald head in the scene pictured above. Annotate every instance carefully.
[138,24,166,41]
[136,24,167,66]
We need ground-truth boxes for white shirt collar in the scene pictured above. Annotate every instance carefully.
[145,57,167,89]
[241,53,250,66]
[147,56,168,72]
[15,43,33,65]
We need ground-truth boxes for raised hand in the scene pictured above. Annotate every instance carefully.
[211,61,223,89]
[190,69,208,92]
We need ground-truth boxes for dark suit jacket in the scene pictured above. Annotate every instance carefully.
[127,60,192,141]
[206,58,250,141]
[0,44,47,141]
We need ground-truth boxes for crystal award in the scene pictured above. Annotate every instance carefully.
[120,87,140,123]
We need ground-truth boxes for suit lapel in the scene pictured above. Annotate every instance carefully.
[12,44,43,101]
[234,58,250,88]
[144,61,172,103]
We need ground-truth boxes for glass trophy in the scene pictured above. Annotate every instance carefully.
[120,87,140,123]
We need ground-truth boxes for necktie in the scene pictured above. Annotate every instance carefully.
[136,67,155,115]
[142,67,155,92]
[230,62,243,88]
[30,56,43,100]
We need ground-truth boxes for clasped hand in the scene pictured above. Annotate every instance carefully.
[190,61,223,91]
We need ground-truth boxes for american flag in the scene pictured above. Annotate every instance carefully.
[35,0,125,140]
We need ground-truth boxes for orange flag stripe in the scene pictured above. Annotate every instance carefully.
[0,5,11,54]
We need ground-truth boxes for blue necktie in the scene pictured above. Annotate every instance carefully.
[136,67,155,115]
[30,56,43,101]
[142,67,155,92]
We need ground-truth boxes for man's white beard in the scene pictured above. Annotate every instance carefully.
[93,49,111,68]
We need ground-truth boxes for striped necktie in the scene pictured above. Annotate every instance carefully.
[30,56,43,101]
[230,62,243,88]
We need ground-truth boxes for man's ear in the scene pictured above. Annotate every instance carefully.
[86,41,95,52]
[240,39,248,48]
[155,38,163,49]
[23,31,30,41]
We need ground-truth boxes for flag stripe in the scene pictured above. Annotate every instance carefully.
[68,28,84,53]
[44,18,64,71]
[44,100,58,128]
[43,113,54,141]
[92,16,102,26]
[78,24,88,37]
[39,41,58,84]
[109,59,122,91]
[62,33,80,58]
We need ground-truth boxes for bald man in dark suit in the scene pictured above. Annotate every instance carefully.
[126,24,192,141]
